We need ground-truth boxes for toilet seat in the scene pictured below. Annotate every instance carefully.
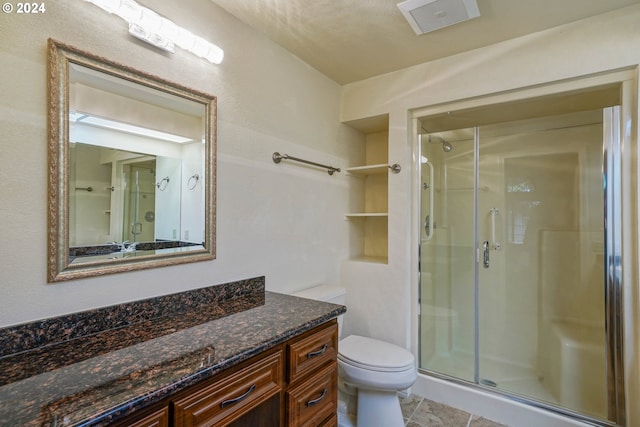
[338,335,415,372]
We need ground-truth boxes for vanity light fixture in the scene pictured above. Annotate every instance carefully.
[128,22,175,53]
[82,0,224,64]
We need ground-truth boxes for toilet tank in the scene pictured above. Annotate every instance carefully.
[292,284,346,336]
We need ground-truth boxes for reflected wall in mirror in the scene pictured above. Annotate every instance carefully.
[48,39,216,282]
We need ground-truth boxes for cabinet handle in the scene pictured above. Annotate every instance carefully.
[306,388,328,407]
[307,344,328,359]
[220,384,257,408]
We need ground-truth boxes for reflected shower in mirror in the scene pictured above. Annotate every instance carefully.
[48,39,216,282]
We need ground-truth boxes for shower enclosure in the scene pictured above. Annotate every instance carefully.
[122,159,156,243]
[416,86,625,425]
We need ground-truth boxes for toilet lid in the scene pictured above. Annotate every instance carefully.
[338,335,414,371]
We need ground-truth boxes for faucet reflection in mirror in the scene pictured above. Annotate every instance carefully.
[82,0,224,64]
[48,39,216,282]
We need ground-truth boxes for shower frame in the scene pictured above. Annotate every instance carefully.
[410,68,637,426]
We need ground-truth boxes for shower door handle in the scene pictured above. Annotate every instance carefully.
[424,214,430,237]
[423,161,434,241]
[131,222,142,236]
[482,240,490,268]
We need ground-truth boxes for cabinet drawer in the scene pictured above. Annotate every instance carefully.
[173,350,283,427]
[319,413,337,427]
[286,362,337,427]
[287,322,337,384]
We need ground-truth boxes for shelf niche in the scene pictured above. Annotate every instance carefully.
[344,114,389,264]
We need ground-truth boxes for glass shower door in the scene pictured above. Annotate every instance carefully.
[122,160,156,243]
[476,110,609,420]
[419,106,619,423]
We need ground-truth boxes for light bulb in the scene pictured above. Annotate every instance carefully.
[205,44,224,64]
[83,0,119,14]
[175,28,196,50]
[138,8,162,33]
[156,19,179,41]
[191,36,209,58]
[114,0,141,22]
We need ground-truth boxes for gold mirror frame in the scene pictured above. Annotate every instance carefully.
[47,39,216,282]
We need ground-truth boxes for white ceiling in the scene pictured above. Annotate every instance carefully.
[209,0,640,84]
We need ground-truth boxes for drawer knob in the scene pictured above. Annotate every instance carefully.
[307,344,328,359]
[306,388,328,407]
[220,384,257,408]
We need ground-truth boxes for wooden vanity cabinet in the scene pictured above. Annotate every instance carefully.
[112,320,339,427]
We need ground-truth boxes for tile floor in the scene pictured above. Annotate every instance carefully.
[400,395,509,427]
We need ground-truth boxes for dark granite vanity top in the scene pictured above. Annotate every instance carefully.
[0,277,345,426]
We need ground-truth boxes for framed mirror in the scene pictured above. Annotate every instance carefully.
[47,39,216,282]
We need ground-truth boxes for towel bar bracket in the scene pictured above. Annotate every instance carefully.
[389,163,401,174]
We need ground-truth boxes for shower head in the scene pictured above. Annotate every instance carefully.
[428,135,453,152]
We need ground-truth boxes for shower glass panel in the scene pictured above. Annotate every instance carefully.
[419,108,615,423]
[122,159,156,243]
[419,129,475,382]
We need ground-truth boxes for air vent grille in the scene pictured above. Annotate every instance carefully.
[397,0,480,35]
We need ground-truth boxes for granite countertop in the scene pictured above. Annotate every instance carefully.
[0,277,345,426]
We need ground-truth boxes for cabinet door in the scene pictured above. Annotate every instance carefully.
[174,350,283,427]
[286,363,337,427]
[287,323,337,384]
[227,394,281,427]
[127,407,169,427]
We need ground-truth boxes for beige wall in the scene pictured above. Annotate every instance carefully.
[0,0,363,326]
[340,4,640,424]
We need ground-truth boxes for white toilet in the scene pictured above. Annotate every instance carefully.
[293,285,417,427]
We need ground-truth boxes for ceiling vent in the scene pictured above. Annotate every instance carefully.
[397,0,480,35]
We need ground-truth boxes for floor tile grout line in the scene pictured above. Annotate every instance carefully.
[407,397,424,423]
[405,396,423,424]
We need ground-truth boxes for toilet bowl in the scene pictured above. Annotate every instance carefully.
[338,335,416,427]
[292,285,417,427]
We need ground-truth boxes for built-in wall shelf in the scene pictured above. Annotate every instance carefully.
[345,213,388,219]
[346,163,401,176]
[345,164,389,175]
[343,115,390,264]
[348,256,388,264]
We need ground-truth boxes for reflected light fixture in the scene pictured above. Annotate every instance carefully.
[70,111,194,143]
[82,0,224,64]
